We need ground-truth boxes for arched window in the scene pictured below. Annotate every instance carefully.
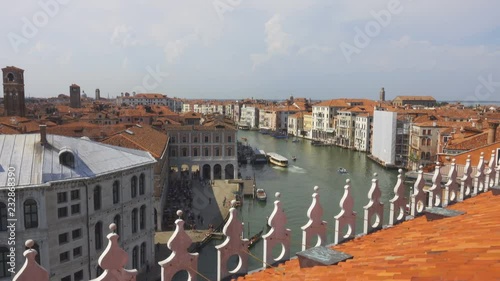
[426,139,431,146]
[421,138,426,146]
[132,246,138,269]
[113,181,120,204]
[139,174,145,195]
[132,209,138,233]
[170,148,177,157]
[113,215,121,236]
[0,203,7,231]
[426,152,431,160]
[93,186,101,211]
[131,176,137,198]
[228,136,232,143]
[421,152,425,160]
[140,242,146,266]
[95,221,103,250]
[140,205,146,230]
[24,199,38,229]
[1,247,10,278]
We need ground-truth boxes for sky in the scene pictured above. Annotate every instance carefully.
[1,0,499,101]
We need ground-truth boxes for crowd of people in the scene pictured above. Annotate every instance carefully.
[162,171,195,230]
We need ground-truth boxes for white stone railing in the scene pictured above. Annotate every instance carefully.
[13,152,499,281]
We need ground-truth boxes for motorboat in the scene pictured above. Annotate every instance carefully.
[292,139,300,143]
[338,167,348,174]
[292,156,297,161]
[267,152,288,167]
[256,188,267,201]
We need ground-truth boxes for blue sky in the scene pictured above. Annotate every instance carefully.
[1,0,499,101]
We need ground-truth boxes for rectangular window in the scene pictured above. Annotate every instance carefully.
[59,233,69,244]
[57,192,67,203]
[71,204,80,215]
[59,251,70,263]
[204,136,209,143]
[70,190,80,200]
[61,276,71,281]
[73,246,82,258]
[72,228,82,239]
[58,207,68,218]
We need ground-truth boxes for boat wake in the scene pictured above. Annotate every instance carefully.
[272,165,307,173]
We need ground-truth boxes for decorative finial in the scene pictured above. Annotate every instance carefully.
[275,192,281,198]
[373,173,378,177]
[481,152,484,156]
[313,186,319,192]
[25,239,34,249]
[346,179,350,184]
[452,159,456,164]
[467,155,471,159]
[109,223,117,232]
[231,199,237,207]
[177,210,183,219]
[398,169,403,174]
[419,165,423,170]
[436,161,440,166]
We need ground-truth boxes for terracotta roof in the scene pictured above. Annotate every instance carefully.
[393,95,436,101]
[101,124,169,159]
[239,191,500,281]
[314,99,378,108]
[446,129,500,150]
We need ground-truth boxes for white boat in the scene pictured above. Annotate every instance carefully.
[255,189,267,201]
[267,152,288,167]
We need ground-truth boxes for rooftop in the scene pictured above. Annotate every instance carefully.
[239,191,500,281]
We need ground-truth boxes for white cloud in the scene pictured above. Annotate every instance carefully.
[251,14,293,70]
[121,57,129,69]
[110,25,139,47]
[297,45,334,55]
[164,33,199,63]
[57,51,72,65]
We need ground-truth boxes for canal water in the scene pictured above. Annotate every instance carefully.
[193,130,401,280]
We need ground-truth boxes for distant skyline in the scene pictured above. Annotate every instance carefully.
[1,0,499,101]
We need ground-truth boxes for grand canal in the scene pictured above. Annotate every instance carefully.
[194,130,401,279]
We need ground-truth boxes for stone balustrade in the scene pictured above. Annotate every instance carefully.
[12,154,498,281]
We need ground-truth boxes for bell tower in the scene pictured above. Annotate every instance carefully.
[2,66,26,117]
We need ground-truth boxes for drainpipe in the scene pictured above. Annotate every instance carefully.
[82,180,92,279]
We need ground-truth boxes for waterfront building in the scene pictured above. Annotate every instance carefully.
[240,105,259,129]
[287,111,304,137]
[165,115,238,180]
[117,93,182,112]
[0,127,157,281]
[101,124,170,231]
[392,95,436,107]
[371,110,398,166]
[336,106,373,148]
[2,66,26,117]
[354,113,373,152]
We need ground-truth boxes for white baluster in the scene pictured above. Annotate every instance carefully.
[364,173,383,234]
[159,210,199,281]
[91,223,137,281]
[428,163,443,207]
[301,186,327,251]
[13,240,49,281]
[473,152,485,196]
[215,200,249,281]
[389,169,406,226]
[262,192,291,268]
[334,179,356,244]
[460,155,473,201]
[444,159,458,206]
[485,150,497,192]
[411,165,426,217]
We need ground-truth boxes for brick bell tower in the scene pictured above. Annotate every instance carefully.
[2,66,26,117]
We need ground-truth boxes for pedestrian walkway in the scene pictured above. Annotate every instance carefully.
[142,180,240,280]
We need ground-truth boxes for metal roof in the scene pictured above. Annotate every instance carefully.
[0,134,156,187]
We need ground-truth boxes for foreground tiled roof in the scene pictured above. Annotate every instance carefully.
[239,192,500,281]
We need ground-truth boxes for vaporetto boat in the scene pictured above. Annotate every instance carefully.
[267,152,288,167]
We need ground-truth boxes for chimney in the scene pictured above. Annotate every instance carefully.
[40,125,47,145]
[487,122,498,144]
